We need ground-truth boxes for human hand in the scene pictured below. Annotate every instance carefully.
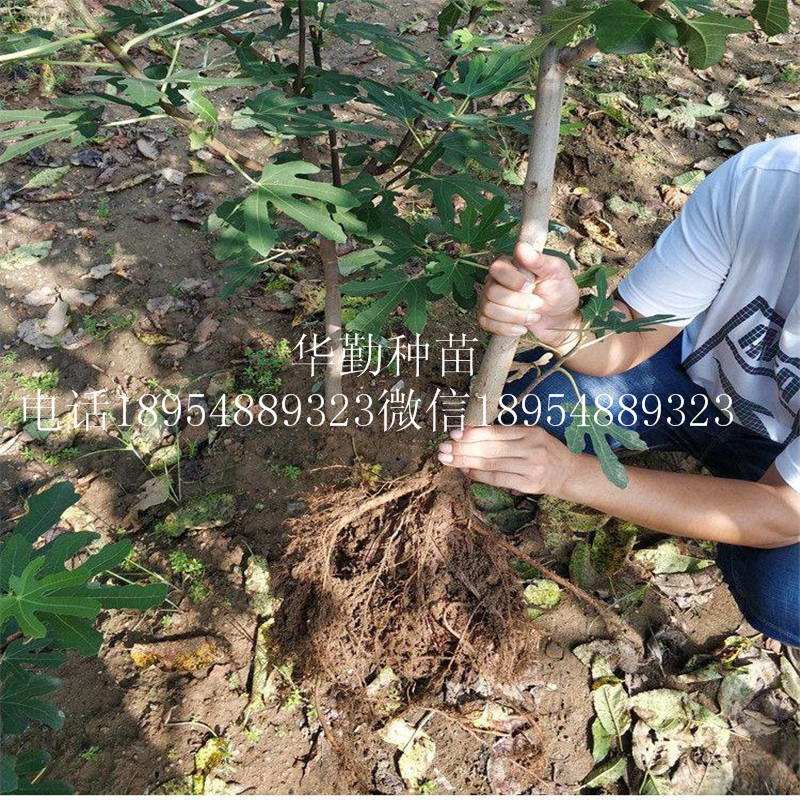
[478,241,581,348]
[436,424,577,496]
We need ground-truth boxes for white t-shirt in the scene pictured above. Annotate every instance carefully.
[618,136,800,492]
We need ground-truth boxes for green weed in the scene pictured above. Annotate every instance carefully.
[240,340,291,394]
[83,311,136,341]
[17,370,59,392]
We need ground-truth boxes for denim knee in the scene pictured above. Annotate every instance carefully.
[716,542,800,646]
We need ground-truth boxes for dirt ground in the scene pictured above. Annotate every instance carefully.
[1,0,800,795]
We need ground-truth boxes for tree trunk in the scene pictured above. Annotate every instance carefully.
[464,1,567,426]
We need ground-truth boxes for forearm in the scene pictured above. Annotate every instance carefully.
[560,300,676,377]
[557,454,800,549]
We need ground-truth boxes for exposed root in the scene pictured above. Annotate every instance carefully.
[274,462,538,692]
[469,516,644,653]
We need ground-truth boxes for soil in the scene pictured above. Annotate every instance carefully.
[1,0,799,795]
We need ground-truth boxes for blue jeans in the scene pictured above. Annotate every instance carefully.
[502,336,800,647]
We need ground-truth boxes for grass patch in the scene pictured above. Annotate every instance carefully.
[240,339,291,395]
[17,369,60,392]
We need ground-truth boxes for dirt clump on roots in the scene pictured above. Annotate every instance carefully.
[274,462,539,695]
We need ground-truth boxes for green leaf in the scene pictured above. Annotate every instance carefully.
[0,535,33,592]
[633,539,713,574]
[255,161,358,244]
[0,558,100,639]
[0,240,53,272]
[15,749,51,777]
[0,109,101,164]
[115,76,162,108]
[39,613,103,656]
[678,13,753,69]
[564,405,648,489]
[79,539,132,577]
[445,196,514,251]
[593,678,631,740]
[242,190,278,257]
[13,482,79,543]
[438,2,462,35]
[427,253,481,306]
[85,581,168,610]
[591,717,613,763]
[445,47,530,99]
[0,754,18,794]
[752,0,790,36]
[328,14,427,72]
[341,269,430,334]
[591,1,678,54]
[528,4,595,57]
[37,533,98,578]
[180,86,218,131]
[361,80,451,124]
[412,173,504,228]
[0,636,67,680]
[22,166,71,190]
[0,673,64,736]
[581,755,628,789]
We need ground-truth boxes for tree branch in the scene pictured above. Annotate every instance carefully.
[559,0,667,70]
[294,0,307,95]
[64,0,264,174]
[310,23,341,187]
[362,3,483,178]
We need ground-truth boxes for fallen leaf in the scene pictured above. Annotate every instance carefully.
[70,149,106,167]
[693,156,726,172]
[106,173,152,193]
[136,138,159,160]
[717,655,779,718]
[244,556,282,618]
[365,667,403,717]
[524,579,562,618]
[465,701,527,735]
[160,493,236,537]
[672,170,705,192]
[130,636,224,672]
[23,165,71,190]
[192,315,219,345]
[581,754,627,789]
[633,539,713,574]
[580,216,623,252]
[0,240,52,271]
[669,752,733,794]
[160,167,185,185]
[82,262,115,280]
[23,286,57,306]
[59,288,98,308]
[134,474,172,511]
[780,655,800,704]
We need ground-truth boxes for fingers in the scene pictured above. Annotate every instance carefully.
[479,276,545,335]
[515,242,570,280]
[488,256,531,292]
[460,468,530,493]
[450,425,529,443]
[439,438,525,460]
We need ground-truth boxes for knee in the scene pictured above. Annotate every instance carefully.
[717,543,800,647]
